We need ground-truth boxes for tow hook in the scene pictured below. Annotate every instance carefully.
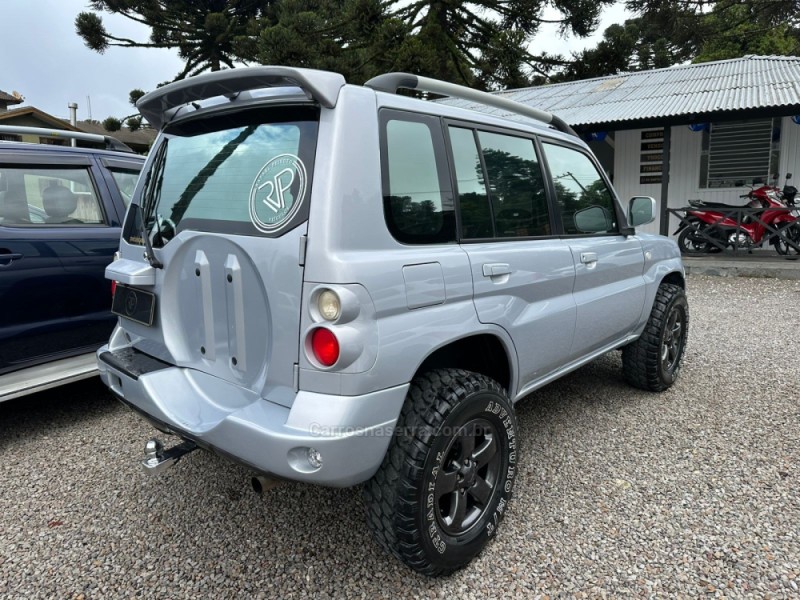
[141,438,197,474]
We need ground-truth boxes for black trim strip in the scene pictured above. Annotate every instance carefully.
[99,348,171,381]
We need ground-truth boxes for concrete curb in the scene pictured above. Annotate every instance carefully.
[683,257,800,280]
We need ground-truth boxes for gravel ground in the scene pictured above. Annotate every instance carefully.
[1,275,799,599]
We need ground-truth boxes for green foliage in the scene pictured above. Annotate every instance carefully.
[693,3,800,62]
[243,0,405,84]
[251,0,615,88]
[75,1,272,78]
[126,116,143,131]
[129,89,146,107]
[102,116,123,131]
[559,0,800,81]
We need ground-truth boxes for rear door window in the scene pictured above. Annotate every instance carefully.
[447,126,551,240]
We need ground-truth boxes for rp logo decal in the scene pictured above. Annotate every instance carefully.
[249,154,307,232]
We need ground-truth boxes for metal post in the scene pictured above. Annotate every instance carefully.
[659,126,672,236]
[68,102,78,147]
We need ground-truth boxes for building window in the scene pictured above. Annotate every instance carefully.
[0,134,22,142]
[699,118,781,188]
[38,137,67,146]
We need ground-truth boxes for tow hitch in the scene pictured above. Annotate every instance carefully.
[141,438,197,474]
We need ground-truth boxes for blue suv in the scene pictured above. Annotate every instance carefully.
[0,130,144,401]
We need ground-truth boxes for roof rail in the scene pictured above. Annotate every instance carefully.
[137,67,347,130]
[0,125,134,153]
[364,73,577,137]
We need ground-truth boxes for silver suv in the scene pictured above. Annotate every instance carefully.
[98,67,688,576]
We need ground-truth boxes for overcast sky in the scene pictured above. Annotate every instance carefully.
[1,1,629,123]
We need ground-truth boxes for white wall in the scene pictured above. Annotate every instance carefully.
[611,117,800,237]
[613,129,662,235]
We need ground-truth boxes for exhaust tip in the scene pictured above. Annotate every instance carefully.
[251,475,281,494]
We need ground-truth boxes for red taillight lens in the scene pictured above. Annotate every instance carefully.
[111,280,117,297]
[311,328,339,367]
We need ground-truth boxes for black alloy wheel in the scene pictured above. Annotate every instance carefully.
[435,417,502,536]
[661,303,686,374]
[363,369,517,576]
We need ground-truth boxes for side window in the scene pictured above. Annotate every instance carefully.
[542,143,618,235]
[381,112,455,244]
[477,131,550,238]
[449,127,493,238]
[108,168,140,208]
[0,166,105,226]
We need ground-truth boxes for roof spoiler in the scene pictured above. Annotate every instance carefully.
[137,67,347,130]
[0,125,134,152]
[364,73,578,138]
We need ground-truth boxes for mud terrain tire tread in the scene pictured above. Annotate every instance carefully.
[622,282,688,392]
[362,369,515,576]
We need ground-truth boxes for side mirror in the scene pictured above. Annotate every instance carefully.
[574,205,614,233]
[787,173,793,180]
[628,196,656,227]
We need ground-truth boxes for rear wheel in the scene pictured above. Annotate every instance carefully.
[774,222,800,255]
[678,224,723,255]
[622,283,689,392]
[363,369,518,576]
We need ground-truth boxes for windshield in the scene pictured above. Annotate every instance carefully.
[125,105,319,247]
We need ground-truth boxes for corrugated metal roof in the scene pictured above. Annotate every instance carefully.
[441,56,800,127]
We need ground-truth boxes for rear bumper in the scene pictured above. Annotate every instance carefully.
[97,345,408,487]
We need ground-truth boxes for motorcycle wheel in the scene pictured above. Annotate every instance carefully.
[677,225,723,255]
[774,223,800,256]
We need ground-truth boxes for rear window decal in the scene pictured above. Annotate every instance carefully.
[248,153,307,232]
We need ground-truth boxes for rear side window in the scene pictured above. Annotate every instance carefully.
[0,166,104,226]
[108,168,140,208]
[125,105,318,246]
[381,111,455,244]
[542,143,618,235]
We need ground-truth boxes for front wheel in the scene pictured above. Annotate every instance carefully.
[622,283,689,392]
[363,369,518,576]
[774,222,800,255]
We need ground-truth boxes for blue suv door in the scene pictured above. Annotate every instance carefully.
[0,152,126,373]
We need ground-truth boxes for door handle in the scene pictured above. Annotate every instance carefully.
[580,252,598,264]
[0,252,24,267]
[482,263,511,277]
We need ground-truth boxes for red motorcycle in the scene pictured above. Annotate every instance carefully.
[675,174,800,255]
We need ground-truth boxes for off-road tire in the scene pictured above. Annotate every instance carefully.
[622,283,689,392]
[363,369,518,576]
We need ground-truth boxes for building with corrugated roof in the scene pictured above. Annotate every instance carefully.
[444,55,800,235]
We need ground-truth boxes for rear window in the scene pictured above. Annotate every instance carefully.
[125,106,318,246]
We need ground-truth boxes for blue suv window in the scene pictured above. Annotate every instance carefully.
[0,166,105,226]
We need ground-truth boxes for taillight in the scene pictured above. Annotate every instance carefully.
[310,328,339,367]
[111,280,117,297]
